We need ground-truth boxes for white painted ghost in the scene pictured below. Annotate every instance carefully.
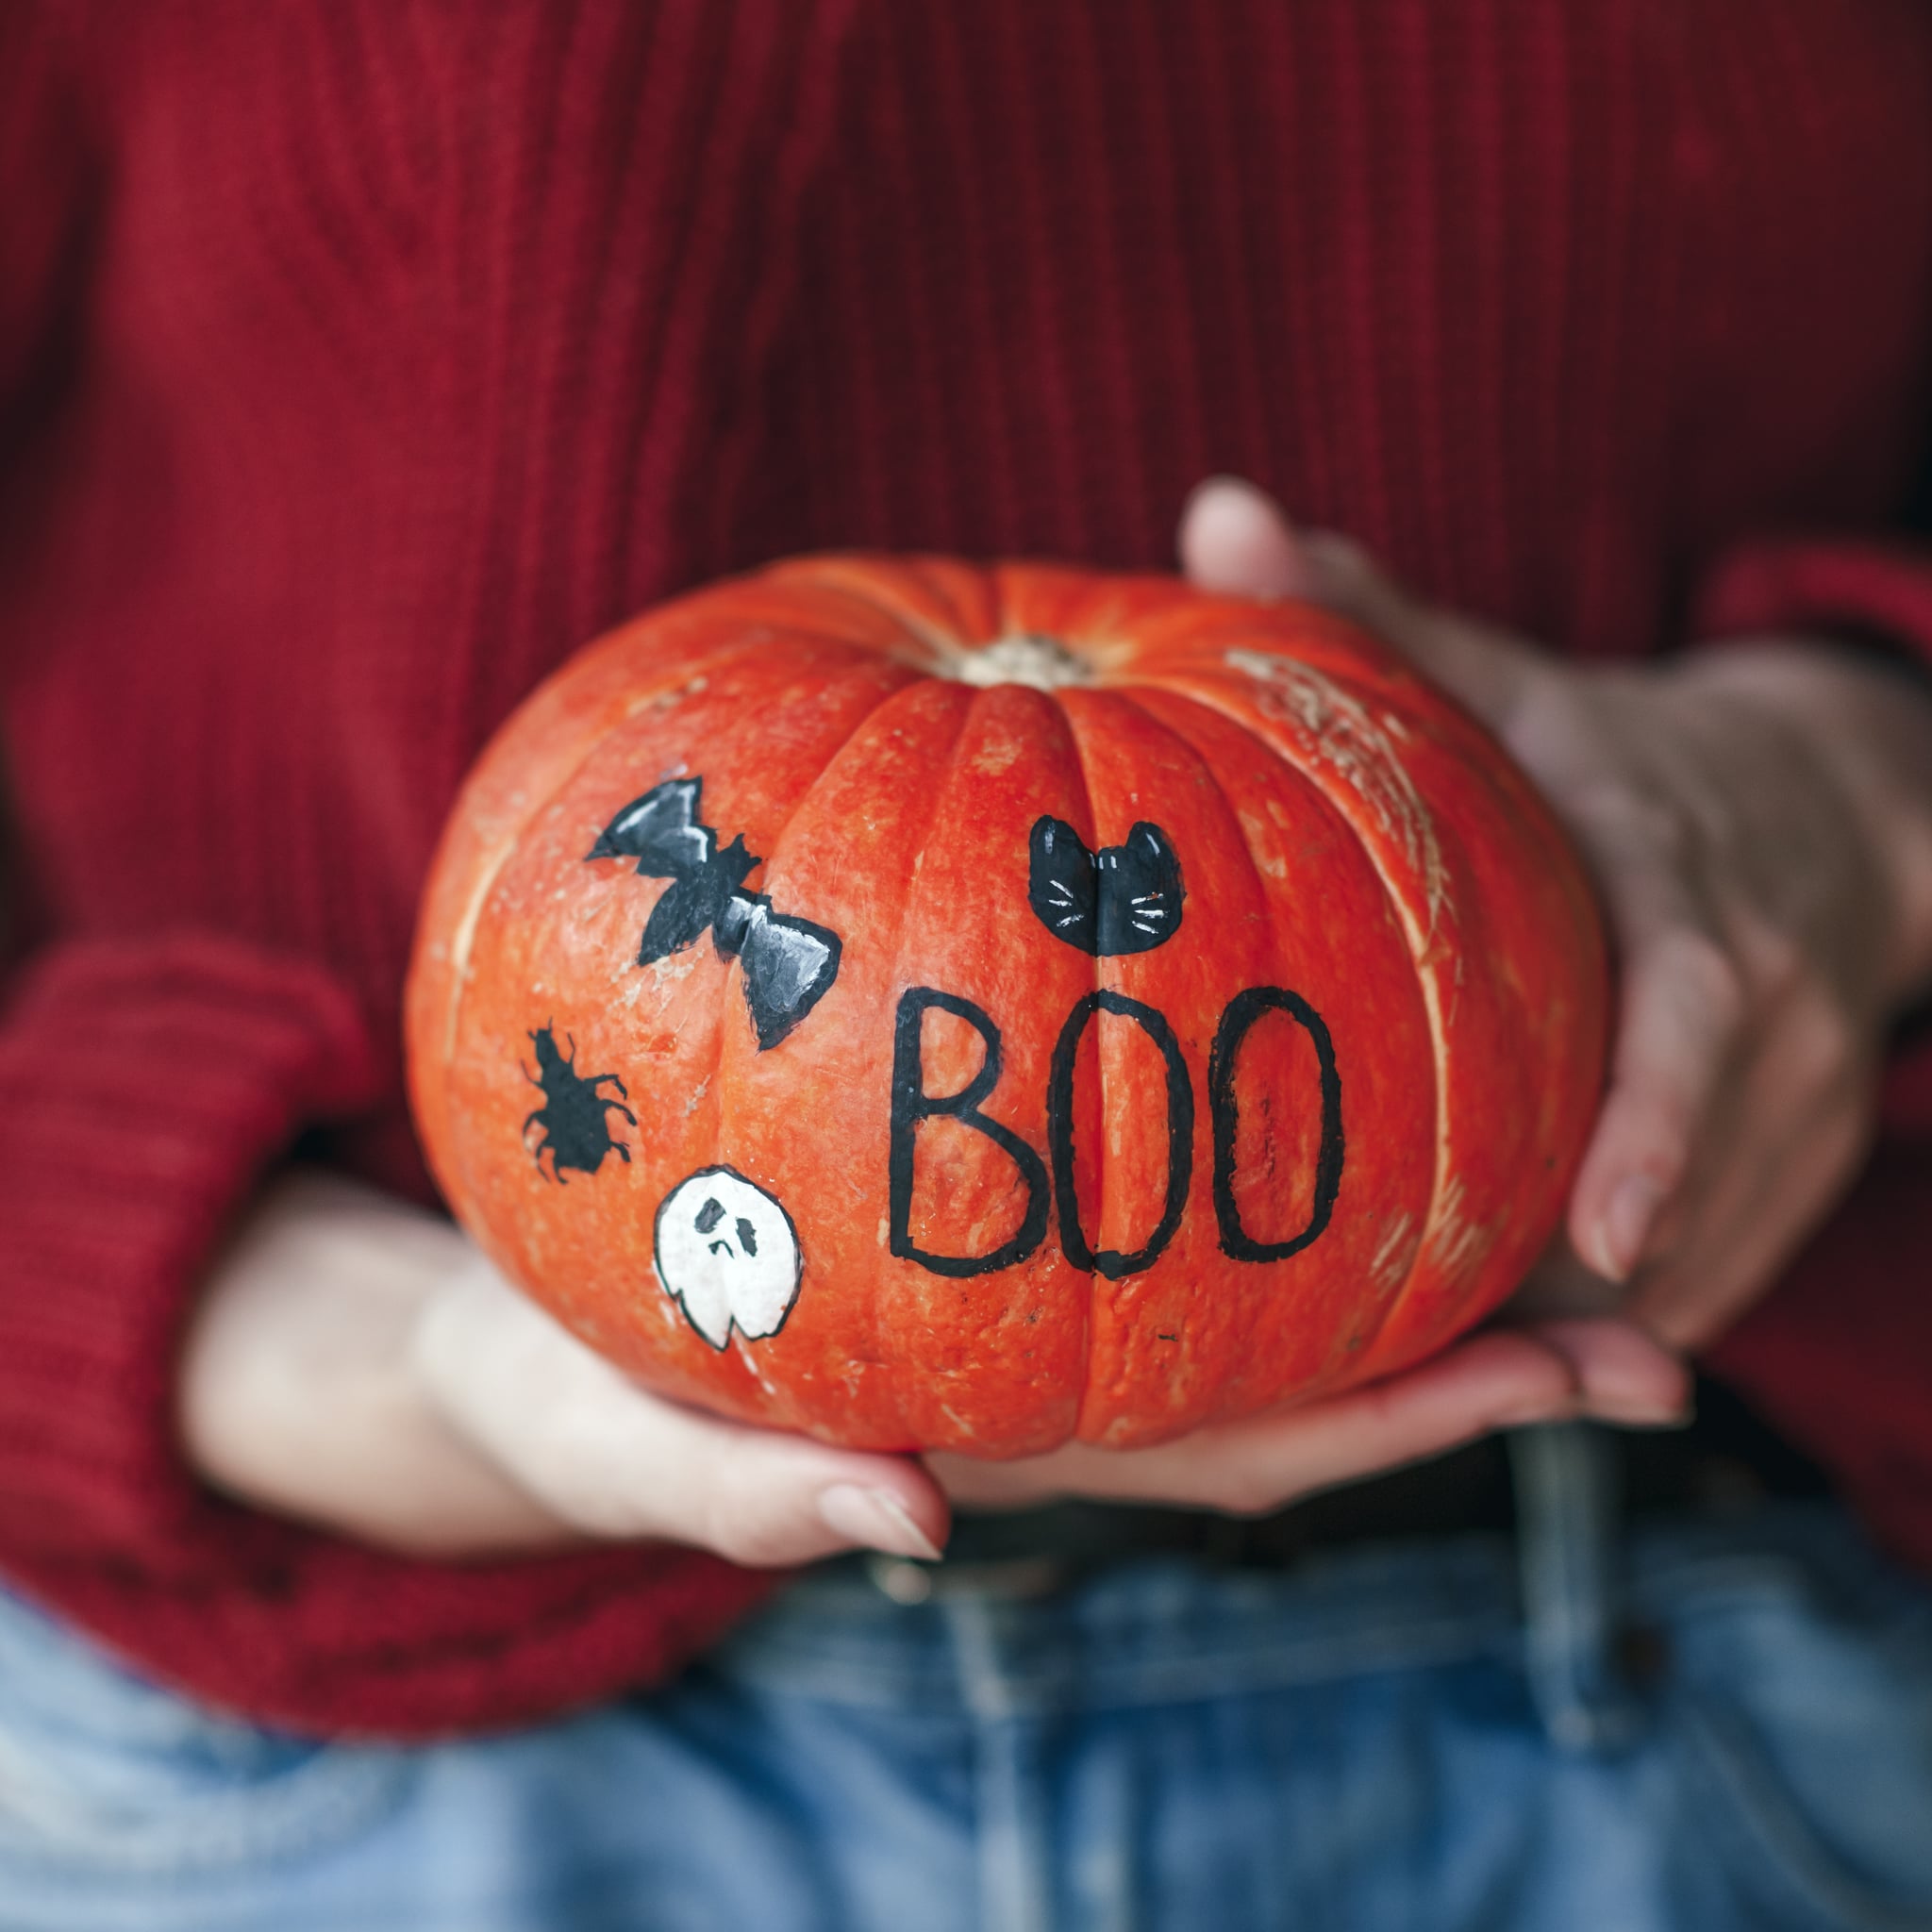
[653,1167,803,1349]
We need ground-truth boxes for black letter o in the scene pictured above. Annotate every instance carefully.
[1047,991,1194,1279]
[1208,986,1343,1262]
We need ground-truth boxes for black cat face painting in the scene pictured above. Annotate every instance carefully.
[1027,815,1185,956]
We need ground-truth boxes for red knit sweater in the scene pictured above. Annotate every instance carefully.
[5,0,1932,1740]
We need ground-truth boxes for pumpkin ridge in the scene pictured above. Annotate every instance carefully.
[782,555,1006,658]
[1107,680,1433,1394]
[708,670,957,1442]
[425,630,793,1230]
[1095,683,1292,1424]
[1032,680,1107,1441]
[830,678,1013,1442]
[1056,684,1225,1441]
[1196,659,1557,1374]
[1124,671,1454,1372]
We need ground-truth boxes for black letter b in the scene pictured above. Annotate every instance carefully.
[889,989,1051,1278]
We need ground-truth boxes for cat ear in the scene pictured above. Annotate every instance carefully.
[1028,814,1100,952]
[1094,822,1186,956]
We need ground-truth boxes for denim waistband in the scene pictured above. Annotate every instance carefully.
[715,1535,1523,1714]
[708,1448,1884,1730]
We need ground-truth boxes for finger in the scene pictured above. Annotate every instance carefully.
[933,1327,1586,1518]
[1285,527,1423,642]
[414,1262,949,1566]
[1181,478,1541,736]
[1628,1067,1873,1350]
[1523,1316,1690,1425]
[1178,475,1318,599]
[1566,831,1749,1281]
[1176,476,1410,638]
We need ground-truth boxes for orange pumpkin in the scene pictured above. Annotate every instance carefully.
[407,558,1606,1455]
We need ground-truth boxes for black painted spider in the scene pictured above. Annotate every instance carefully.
[522,1025,637,1183]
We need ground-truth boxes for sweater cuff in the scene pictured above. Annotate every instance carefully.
[1691,535,1932,1134]
[0,932,383,1560]
[0,931,773,1739]
[1692,535,1932,677]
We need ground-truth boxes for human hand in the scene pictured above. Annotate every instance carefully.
[183,1168,1683,1557]
[179,1168,949,1564]
[1181,478,1932,1350]
[190,490,1754,1562]
[923,492,1719,1520]
[930,1317,1680,1513]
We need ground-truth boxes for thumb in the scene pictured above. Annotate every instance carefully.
[1179,475,1320,599]
[1180,475,1535,728]
[414,1258,951,1567]
[1178,475,1422,644]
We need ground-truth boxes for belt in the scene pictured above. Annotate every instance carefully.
[864,1375,1831,1604]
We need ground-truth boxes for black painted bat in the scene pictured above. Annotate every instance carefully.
[588,778,841,1051]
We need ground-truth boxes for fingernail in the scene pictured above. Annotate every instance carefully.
[817,1485,944,1562]
[1597,1175,1664,1281]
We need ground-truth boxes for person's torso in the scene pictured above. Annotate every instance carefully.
[4,0,1929,1172]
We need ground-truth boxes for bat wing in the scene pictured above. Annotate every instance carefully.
[639,874,724,962]
[737,903,842,1050]
[588,777,714,876]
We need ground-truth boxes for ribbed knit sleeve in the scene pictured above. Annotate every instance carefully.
[1696,536,1932,691]
[0,0,858,1737]
[1707,1144,1932,1575]
[0,938,774,1736]
[0,936,381,1558]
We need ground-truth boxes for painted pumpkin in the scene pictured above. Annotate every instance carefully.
[407,558,1606,1456]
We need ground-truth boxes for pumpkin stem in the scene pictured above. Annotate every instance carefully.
[945,633,1095,691]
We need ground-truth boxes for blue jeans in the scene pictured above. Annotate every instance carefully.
[2,1427,1931,1932]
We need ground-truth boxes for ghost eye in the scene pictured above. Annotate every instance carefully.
[736,1218,758,1257]
[693,1197,725,1234]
